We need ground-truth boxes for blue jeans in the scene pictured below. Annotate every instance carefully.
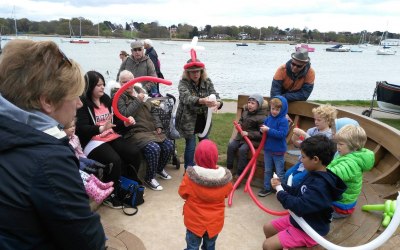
[263,152,285,190]
[184,134,208,169]
[185,230,218,250]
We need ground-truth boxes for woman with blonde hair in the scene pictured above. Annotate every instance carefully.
[0,40,105,249]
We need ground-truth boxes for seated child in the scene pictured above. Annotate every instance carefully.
[263,135,346,250]
[327,124,375,219]
[286,104,337,187]
[227,94,268,180]
[64,119,114,204]
[259,96,289,197]
[179,139,233,250]
[291,104,337,147]
[64,119,112,179]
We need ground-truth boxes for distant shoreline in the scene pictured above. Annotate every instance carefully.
[1,34,352,45]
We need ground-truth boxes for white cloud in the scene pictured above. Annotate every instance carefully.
[1,0,400,32]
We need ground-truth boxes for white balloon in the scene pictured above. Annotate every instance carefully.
[289,192,400,250]
[198,94,216,138]
[182,36,205,51]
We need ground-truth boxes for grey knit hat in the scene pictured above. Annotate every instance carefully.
[248,94,264,109]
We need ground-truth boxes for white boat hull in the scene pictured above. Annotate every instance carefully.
[376,48,396,55]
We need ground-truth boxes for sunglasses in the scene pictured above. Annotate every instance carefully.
[58,49,72,69]
[133,48,142,52]
[291,61,306,68]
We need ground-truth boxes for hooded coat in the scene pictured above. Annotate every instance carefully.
[234,98,269,148]
[263,95,289,153]
[178,140,232,238]
[278,170,347,236]
[0,95,105,250]
[327,148,375,209]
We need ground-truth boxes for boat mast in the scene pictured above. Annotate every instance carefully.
[13,6,17,36]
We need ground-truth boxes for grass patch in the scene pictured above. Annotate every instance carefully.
[312,100,375,107]
[174,113,236,166]
[377,118,400,131]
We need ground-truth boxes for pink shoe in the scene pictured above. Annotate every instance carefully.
[88,174,114,190]
[85,179,114,204]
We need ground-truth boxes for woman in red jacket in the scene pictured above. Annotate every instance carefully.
[179,139,232,250]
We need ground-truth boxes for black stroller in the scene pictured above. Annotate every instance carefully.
[362,81,400,117]
[148,93,181,169]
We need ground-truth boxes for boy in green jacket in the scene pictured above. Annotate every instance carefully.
[327,124,375,219]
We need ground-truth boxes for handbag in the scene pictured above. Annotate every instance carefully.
[118,176,145,216]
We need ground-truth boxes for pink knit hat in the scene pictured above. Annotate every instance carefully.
[194,139,218,169]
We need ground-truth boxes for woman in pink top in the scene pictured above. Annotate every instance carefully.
[76,71,142,209]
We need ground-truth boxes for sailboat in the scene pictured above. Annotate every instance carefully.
[377,31,396,55]
[6,6,30,40]
[94,23,110,44]
[70,18,89,44]
[60,20,74,43]
[257,28,266,45]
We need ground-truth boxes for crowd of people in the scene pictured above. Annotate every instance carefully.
[0,39,376,250]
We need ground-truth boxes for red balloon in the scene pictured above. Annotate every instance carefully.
[228,121,289,216]
[112,76,172,122]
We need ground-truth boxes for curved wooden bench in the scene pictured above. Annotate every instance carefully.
[233,95,400,248]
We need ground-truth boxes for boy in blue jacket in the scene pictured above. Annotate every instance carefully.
[263,135,346,249]
[259,96,289,196]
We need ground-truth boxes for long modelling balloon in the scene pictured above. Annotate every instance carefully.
[197,94,216,138]
[228,121,289,216]
[289,192,400,249]
[112,76,172,122]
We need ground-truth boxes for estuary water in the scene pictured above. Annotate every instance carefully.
[5,36,400,100]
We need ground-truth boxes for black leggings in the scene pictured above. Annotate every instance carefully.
[87,137,141,188]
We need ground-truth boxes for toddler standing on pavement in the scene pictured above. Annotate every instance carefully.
[179,139,233,250]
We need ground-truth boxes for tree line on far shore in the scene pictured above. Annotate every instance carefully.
[1,17,399,44]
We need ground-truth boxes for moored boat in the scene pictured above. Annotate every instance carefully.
[236,42,248,46]
[70,39,90,44]
[326,44,350,52]
[295,43,315,52]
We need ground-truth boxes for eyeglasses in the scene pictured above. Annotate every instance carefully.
[291,61,306,69]
[132,48,142,52]
[58,49,72,69]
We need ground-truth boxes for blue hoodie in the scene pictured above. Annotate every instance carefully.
[278,170,347,236]
[263,95,289,153]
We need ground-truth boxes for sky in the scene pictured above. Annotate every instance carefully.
[1,0,400,33]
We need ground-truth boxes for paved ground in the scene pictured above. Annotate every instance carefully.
[220,101,400,119]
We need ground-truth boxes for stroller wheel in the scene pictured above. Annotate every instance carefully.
[362,109,371,117]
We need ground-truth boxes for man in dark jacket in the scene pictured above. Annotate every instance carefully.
[144,39,164,79]
[270,48,315,102]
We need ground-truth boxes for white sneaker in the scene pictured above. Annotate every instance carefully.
[145,178,163,191]
[157,169,172,180]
